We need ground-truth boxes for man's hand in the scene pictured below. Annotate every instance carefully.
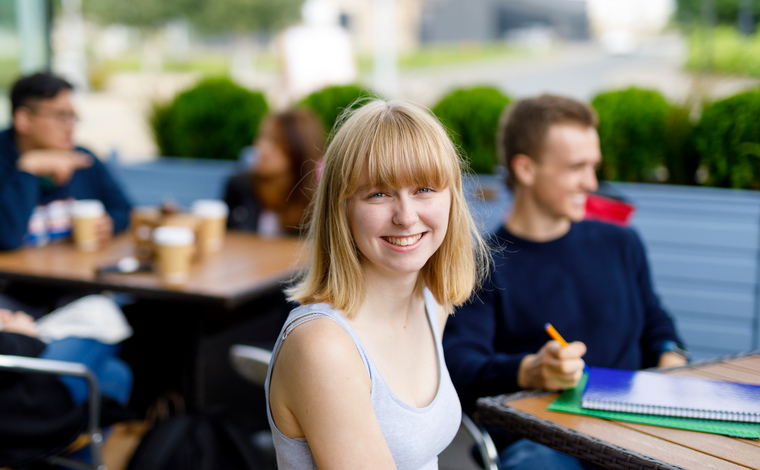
[0,309,39,338]
[95,214,114,243]
[657,351,688,369]
[17,150,92,186]
[518,340,587,391]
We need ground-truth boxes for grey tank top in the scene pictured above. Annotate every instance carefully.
[265,287,462,470]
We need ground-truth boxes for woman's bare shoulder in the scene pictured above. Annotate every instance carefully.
[277,316,364,376]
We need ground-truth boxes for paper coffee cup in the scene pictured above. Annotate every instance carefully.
[130,207,162,260]
[152,226,195,285]
[70,199,105,252]
[191,199,229,255]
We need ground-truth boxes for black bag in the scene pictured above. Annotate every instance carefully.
[126,409,264,470]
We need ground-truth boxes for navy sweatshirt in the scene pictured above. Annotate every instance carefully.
[443,220,685,413]
[0,128,132,251]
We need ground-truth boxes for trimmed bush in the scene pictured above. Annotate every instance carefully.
[696,90,760,189]
[591,88,671,182]
[298,84,376,134]
[432,86,510,174]
[150,78,268,160]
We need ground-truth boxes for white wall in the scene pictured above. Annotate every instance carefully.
[587,0,675,37]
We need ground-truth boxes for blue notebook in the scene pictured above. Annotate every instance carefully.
[582,367,760,423]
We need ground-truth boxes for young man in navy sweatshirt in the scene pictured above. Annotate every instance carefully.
[0,72,131,252]
[443,94,688,470]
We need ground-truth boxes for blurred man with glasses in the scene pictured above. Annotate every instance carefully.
[0,72,132,252]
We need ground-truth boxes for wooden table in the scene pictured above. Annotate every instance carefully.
[0,231,306,410]
[476,352,760,470]
[0,231,306,309]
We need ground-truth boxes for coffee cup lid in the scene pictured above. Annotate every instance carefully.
[70,199,105,218]
[191,199,229,218]
[152,226,195,246]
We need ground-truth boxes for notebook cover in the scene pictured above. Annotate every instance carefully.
[547,374,760,439]
[581,367,760,423]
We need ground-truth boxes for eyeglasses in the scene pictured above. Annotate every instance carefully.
[24,106,80,124]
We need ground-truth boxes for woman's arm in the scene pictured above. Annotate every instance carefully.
[269,318,397,469]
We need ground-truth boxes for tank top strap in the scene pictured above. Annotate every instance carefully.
[422,287,442,342]
[276,303,372,373]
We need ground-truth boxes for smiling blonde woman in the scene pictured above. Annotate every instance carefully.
[265,99,489,469]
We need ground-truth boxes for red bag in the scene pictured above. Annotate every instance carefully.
[585,193,635,226]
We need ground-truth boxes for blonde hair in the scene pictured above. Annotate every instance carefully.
[286,99,489,317]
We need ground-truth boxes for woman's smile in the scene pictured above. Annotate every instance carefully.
[382,232,424,248]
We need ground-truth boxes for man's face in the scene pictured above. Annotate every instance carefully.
[16,89,77,151]
[525,123,601,222]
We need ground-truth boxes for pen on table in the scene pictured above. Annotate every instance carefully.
[544,322,589,373]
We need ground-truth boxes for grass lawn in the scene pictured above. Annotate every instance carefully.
[686,26,760,78]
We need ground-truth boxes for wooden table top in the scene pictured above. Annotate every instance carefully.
[476,352,760,470]
[0,232,307,309]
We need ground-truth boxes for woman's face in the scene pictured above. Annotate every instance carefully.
[346,168,451,280]
[253,122,291,177]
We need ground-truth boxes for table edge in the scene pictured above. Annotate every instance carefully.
[476,392,687,470]
[474,350,760,470]
[0,269,285,309]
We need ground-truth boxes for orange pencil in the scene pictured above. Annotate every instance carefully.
[544,323,568,348]
[545,322,589,373]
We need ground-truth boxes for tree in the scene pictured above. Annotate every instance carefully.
[188,0,305,36]
[81,0,195,28]
[674,0,760,27]
[82,0,304,36]
[0,2,15,28]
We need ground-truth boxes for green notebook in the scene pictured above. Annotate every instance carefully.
[547,374,760,439]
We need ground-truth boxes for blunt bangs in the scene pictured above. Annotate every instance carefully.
[336,101,460,200]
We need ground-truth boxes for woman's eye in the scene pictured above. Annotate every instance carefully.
[417,187,434,194]
[370,192,387,198]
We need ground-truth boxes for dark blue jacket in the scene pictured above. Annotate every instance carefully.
[0,128,132,250]
[443,220,685,413]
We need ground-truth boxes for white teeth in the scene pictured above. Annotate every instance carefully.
[384,234,423,246]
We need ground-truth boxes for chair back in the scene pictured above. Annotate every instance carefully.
[0,354,105,470]
[229,345,272,388]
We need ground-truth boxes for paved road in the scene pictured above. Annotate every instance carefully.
[396,34,756,104]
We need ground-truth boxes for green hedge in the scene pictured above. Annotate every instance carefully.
[298,84,376,134]
[696,89,760,189]
[146,78,760,191]
[150,78,268,160]
[590,86,760,189]
[432,86,510,174]
[591,88,675,183]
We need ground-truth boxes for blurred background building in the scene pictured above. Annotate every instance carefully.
[421,0,589,43]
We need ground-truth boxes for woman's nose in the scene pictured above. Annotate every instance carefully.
[392,198,418,227]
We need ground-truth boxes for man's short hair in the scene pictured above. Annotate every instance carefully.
[498,94,598,190]
[10,72,73,115]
